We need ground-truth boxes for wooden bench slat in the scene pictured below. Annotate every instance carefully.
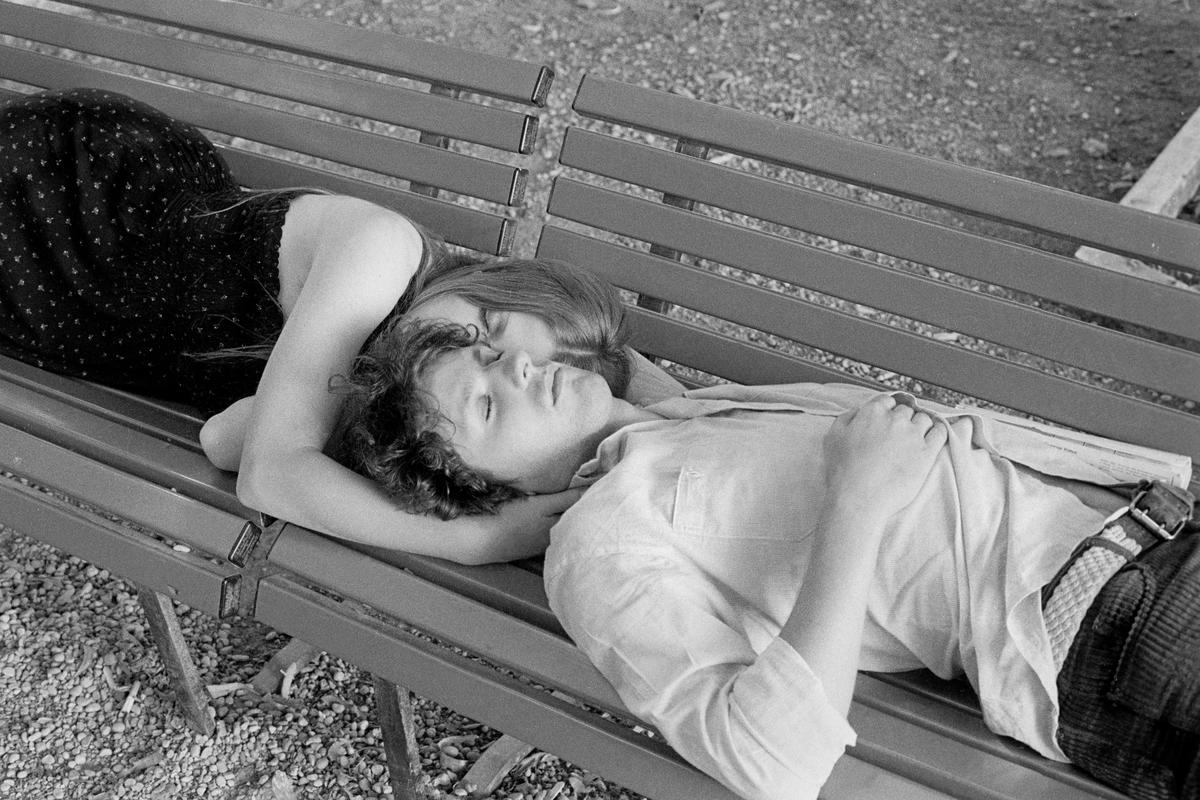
[0,47,524,206]
[869,671,985,719]
[571,76,1200,274]
[218,149,514,255]
[559,128,1200,342]
[345,542,562,633]
[545,181,1200,399]
[853,678,1126,799]
[0,422,246,556]
[0,354,203,451]
[847,694,1123,800]
[0,379,247,517]
[822,762,957,800]
[539,228,1200,460]
[0,1,537,154]
[0,477,236,617]
[71,0,553,107]
[849,682,1120,800]
[255,576,748,800]
[268,527,625,713]
[619,307,867,387]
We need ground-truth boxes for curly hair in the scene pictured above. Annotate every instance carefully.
[335,319,524,520]
[336,257,635,519]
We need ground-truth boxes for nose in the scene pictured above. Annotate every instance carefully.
[503,349,534,387]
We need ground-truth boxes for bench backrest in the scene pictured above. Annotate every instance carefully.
[540,75,1200,483]
[0,0,551,255]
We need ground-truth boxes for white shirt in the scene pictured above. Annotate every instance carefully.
[544,383,1185,800]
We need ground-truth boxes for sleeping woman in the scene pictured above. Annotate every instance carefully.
[0,87,672,564]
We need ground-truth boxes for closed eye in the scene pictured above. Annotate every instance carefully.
[485,309,506,342]
[475,343,502,366]
[473,345,499,423]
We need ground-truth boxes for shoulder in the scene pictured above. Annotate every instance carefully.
[303,195,422,252]
[547,424,697,563]
[286,195,425,306]
[544,532,682,644]
[545,475,679,602]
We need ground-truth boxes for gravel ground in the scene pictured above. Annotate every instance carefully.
[3,1,1199,799]
[0,528,617,800]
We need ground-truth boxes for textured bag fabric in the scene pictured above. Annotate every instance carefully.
[1057,531,1200,800]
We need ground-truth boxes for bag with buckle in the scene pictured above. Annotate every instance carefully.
[1108,535,1200,733]
[1055,480,1200,800]
[1042,480,1197,671]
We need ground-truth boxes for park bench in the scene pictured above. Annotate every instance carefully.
[2,2,1199,800]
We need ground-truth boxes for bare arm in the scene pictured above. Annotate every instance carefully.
[232,200,564,563]
[200,396,253,471]
[780,394,947,712]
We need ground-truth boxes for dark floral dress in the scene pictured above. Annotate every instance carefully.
[0,88,308,415]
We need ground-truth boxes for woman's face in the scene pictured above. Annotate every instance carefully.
[407,294,557,361]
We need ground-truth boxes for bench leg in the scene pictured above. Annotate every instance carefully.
[374,675,424,800]
[135,585,215,736]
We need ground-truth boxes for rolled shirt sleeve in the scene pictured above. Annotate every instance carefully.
[546,550,856,800]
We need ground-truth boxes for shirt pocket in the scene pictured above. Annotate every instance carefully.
[666,415,826,542]
[671,464,707,536]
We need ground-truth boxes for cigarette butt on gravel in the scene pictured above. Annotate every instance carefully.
[206,681,250,699]
[119,679,140,714]
[119,749,164,778]
[270,770,297,800]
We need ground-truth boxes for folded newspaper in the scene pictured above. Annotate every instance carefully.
[962,406,1194,489]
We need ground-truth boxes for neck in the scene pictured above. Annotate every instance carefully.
[522,398,664,495]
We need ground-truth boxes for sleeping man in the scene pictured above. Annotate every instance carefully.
[338,318,1198,800]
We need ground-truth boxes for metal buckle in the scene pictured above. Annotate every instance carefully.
[1104,481,1194,542]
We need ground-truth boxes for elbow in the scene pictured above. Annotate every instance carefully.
[453,551,492,568]
[199,419,241,472]
[645,678,847,800]
[447,529,500,567]
[234,454,282,516]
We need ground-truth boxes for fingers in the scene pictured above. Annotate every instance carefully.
[910,408,934,433]
[924,419,949,446]
[903,407,944,446]
[863,393,927,422]
[848,393,945,443]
